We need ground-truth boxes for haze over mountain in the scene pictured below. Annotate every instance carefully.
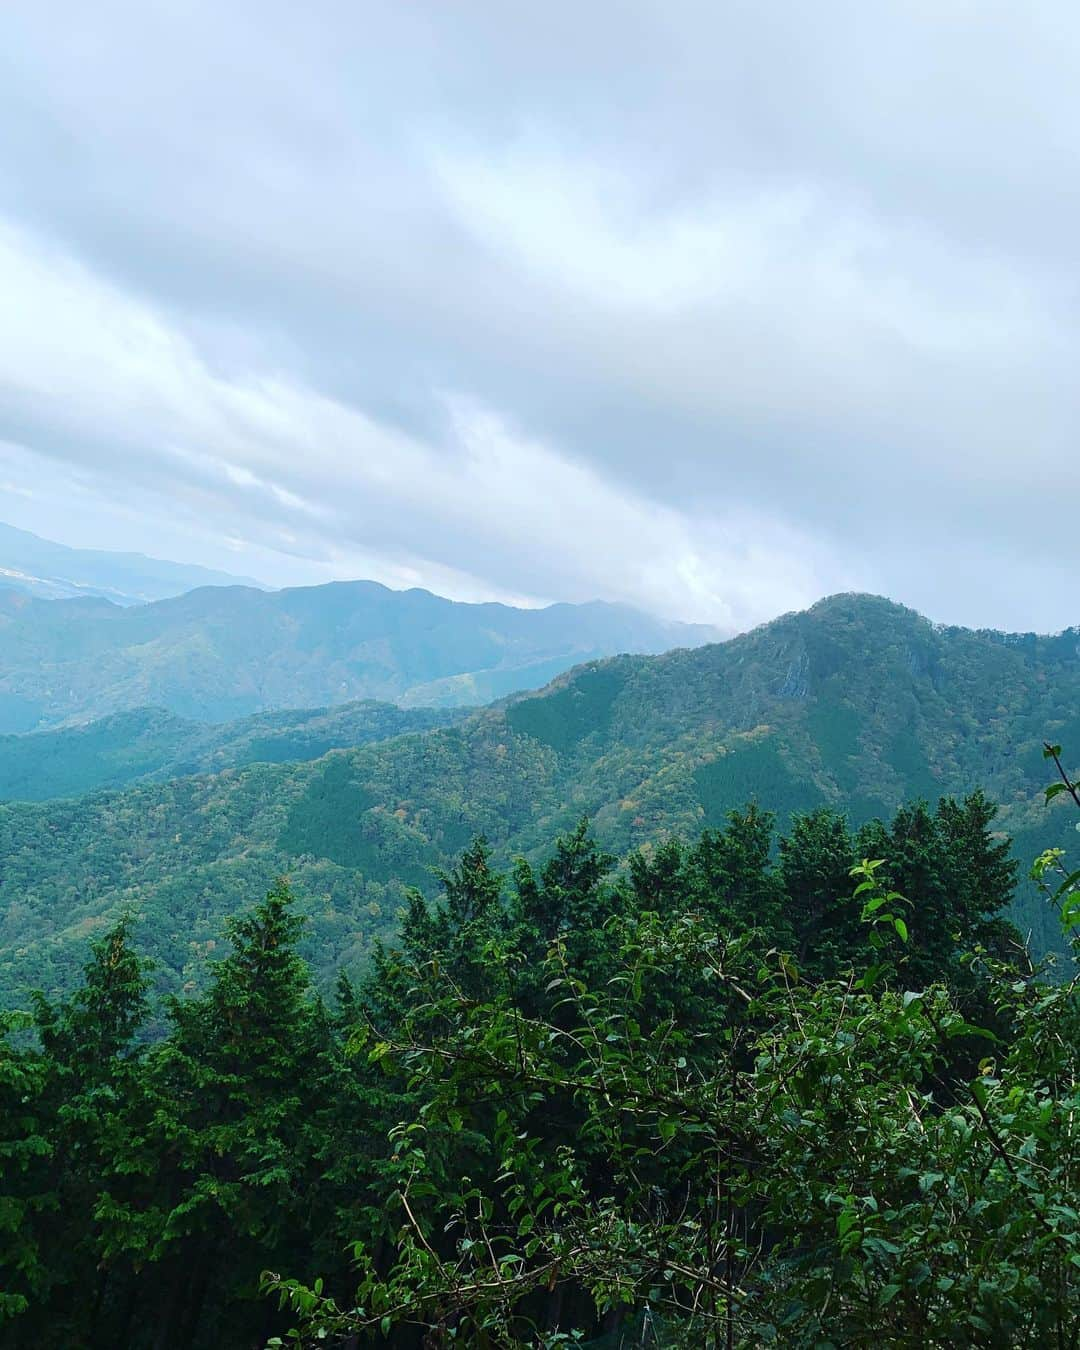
[0,520,262,605]
[0,579,718,732]
[3,593,1075,1008]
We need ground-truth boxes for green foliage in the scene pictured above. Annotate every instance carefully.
[1,880,365,1347]
[1,916,151,1337]
[269,823,1077,1348]
[505,666,627,754]
[694,738,824,826]
[0,1010,50,1324]
[0,768,1075,1346]
[279,755,381,868]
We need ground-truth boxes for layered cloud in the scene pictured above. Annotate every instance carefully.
[1,1,1076,630]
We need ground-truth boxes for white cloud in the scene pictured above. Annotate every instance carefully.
[0,216,849,625]
[0,1,1078,633]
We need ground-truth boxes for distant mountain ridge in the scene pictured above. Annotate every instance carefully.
[0,579,719,732]
[0,700,466,801]
[0,520,262,605]
[2,593,1078,1008]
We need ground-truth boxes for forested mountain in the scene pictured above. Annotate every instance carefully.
[2,593,1077,1009]
[0,521,260,605]
[0,580,716,732]
[0,700,465,801]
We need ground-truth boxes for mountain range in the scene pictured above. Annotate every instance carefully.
[0,579,718,732]
[2,593,1076,1009]
[0,520,261,605]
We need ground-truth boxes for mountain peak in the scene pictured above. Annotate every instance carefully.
[804,592,923,620]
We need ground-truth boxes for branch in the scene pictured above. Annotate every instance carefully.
[1044,742,1080,812]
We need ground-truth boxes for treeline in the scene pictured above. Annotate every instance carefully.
[1,794,1077,1347]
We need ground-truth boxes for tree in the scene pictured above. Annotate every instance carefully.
[685,804,784,935]
[779,807,858,972]
[2,917,151,1346]
[132,880,326,1349]
[511,816,617,943]
[0,1010,51,1327]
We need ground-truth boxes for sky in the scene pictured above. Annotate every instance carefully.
[0,1,1076,633]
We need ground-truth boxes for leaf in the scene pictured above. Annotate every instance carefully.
[893,917,908,943]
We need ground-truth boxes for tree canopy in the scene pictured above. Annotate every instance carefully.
[2,783,1076,1347]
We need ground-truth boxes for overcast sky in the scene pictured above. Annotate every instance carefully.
[0,1,1076,632]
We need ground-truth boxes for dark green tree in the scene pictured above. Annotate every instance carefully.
[0,1011,51,1328]
[780,807,859,972]
[133,880,327,1349]
[4,917,151,1347]
[685,804,785,935]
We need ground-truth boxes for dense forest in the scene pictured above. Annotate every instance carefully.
[4,595,1080,1011]
[2,775,1076,1346]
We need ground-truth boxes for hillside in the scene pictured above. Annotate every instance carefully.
[0,580,717,732]
[0,700,465,801]
[0,520,261,605]
[2,593,1077,1006]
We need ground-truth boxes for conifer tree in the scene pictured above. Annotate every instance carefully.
[140,880,324,1348]
[8,917,151,1346]
[686,804,784,934]
[780,808,859,971]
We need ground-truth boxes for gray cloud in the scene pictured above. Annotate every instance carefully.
[0,0,1076,632]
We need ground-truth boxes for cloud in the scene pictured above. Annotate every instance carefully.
[0,219,845,626]
[0,0,1076,631]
